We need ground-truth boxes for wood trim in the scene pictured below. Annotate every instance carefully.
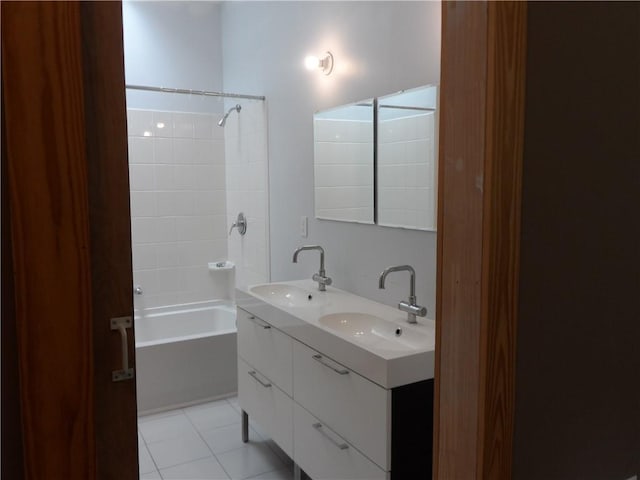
[435,2,488,477]
[79,3,139,478]
[478,3,526,478]
[2,3,96,478]
[434,2,526,478]
[1,73,26,480]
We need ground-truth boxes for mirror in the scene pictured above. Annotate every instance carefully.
[313,99,374,224]
[312,85,438,230]
[377,85,438,231]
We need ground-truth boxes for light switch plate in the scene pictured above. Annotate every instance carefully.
[300,216,308,238]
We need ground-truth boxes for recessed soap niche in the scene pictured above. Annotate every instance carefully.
[313,84,439,231]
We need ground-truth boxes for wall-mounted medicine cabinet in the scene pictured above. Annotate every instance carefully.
[313,100,375,224]
[313,85,438,231]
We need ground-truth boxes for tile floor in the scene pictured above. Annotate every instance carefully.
[138,397,294,480]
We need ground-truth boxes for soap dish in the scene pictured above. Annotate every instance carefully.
[208,261,235,271]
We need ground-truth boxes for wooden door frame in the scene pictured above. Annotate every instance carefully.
[434,2,526,479]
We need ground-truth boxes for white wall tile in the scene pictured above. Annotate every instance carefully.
[132,217,159,244]
[175,216,212,242]
[211,141,226,165]
[152,111,174,138]
[130,192,157,217]
[176,241,213,267]
[133,245,157,270]
[129,165,155,191]
[193,140,215,164]
[128,109,154,137]
[173,138,198,164]
[194,190,226,215]
[155,217,178,243]
[156,192,195,216]
[154,138,173,164]
[154,165,175,191]
[193,114,215,139]
[156,268,186,294]
[172,113,195,139]
[133,269,158,295]
[156,244,181,268]
[128,137,154,164]
[173,166,199,190]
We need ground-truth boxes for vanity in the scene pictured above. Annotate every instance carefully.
[236,279,436,480]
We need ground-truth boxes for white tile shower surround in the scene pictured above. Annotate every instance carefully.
[138,397,294,479]
[128,109,231,309]
[223,100,270,288]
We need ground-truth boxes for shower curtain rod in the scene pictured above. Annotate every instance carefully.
[125,84,266,101]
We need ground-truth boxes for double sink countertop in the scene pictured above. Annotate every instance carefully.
[236,279,436,389]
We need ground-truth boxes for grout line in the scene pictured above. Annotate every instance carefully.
[140,400,292,480]
[182,404,234,480]
[139,408,211,477]
[138,421,163,477]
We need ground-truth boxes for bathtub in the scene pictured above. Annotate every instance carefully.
[135,301,237,414]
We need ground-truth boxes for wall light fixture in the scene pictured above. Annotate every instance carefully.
[304,51,334,75]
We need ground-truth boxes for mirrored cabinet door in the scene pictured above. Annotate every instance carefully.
[313,100,374,224]
[377,85,438,231]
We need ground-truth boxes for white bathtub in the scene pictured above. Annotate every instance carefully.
[135,301,237,414]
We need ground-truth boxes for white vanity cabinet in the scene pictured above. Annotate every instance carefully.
[292,341,390,471]
[237,308,293,395]
[236,308,294,457]
[293,403,387,480]
[237,305,434,480]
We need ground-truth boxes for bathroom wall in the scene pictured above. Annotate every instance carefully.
[221,1,441,311]
[127,109,230,309]
[514,3,640,479]
[122,1,223,113]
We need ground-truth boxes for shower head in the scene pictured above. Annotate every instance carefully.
[217,104,242,127]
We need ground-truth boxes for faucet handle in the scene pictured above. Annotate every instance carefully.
[312,273,332,291]
[229,212,247,236]
[399,301,427,317]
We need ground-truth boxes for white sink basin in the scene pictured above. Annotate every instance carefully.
[249,283,327,308]
[318,312,430,352]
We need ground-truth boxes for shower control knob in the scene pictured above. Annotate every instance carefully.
[229,212,247,236]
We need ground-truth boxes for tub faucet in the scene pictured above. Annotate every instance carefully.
[378,265,427,324]
[293,245,332,292]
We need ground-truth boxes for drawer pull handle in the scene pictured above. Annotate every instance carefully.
[248,370,272,388]
[312,354,349,375]
[248,315,271,329]
[312,423,349,450]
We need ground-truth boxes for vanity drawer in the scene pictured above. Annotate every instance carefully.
[238,358,293,457]
[294,402,387,480]
[237,308,293,395]
[292,341,390,470]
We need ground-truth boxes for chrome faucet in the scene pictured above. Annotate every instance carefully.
[378,265,427,324]
[293,245,332,291]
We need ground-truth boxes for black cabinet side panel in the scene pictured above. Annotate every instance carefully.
[391,379,434,479]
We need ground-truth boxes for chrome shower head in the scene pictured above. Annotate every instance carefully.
[217,104,242,127]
